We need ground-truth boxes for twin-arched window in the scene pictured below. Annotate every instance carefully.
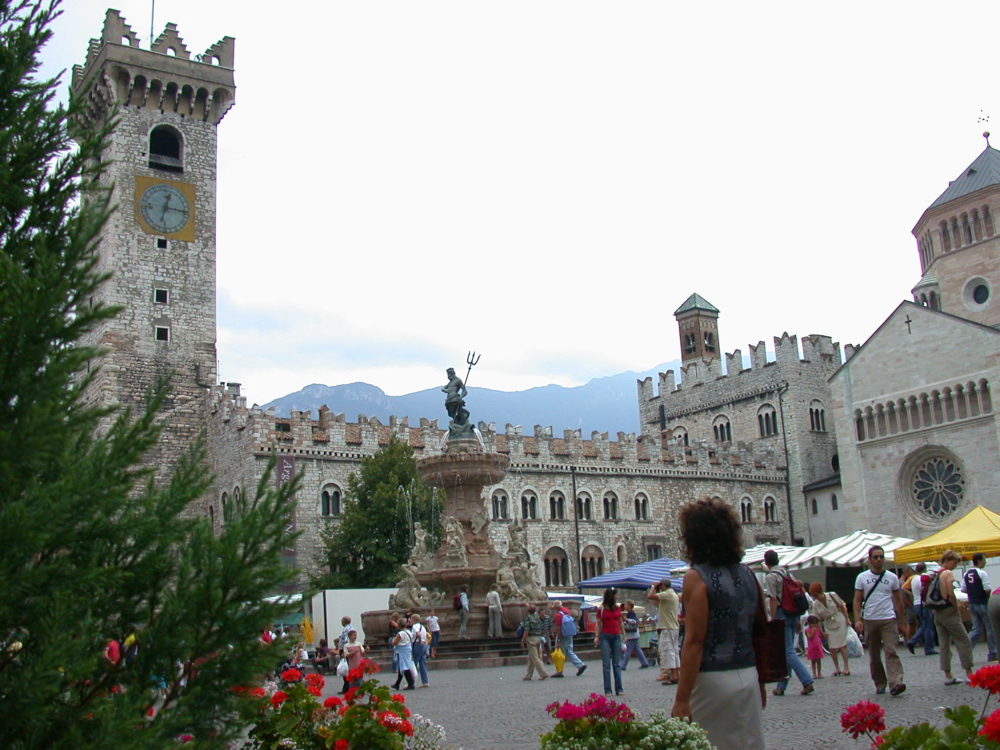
[321,485,341,517]
[492,491,510,520]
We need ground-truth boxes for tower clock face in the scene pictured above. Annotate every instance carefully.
[139,183,191,235]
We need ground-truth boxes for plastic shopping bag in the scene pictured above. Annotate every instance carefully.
[550,647,566,673]
[846,626,863,658]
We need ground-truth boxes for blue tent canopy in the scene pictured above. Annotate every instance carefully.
[576,557,687,592]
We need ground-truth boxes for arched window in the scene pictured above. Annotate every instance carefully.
[703,331,715,352]
[684,333,696,354]
[712,415,732,443]
[219,491,228,527]
[148,124,183,172]
[740,496,753,524]
[492,491,509,520]
[634,492,650,521]
[544,546,570,586]
[811,497,818,515]
[831,493,839,511]
[616,545,626,564]
[521,491,538,520]
[549,491,566,520]
[758,404,778,437]
[809,400,827,432]
[672,426,689,447]
[576,492,593,521]
[321,484,341,517]
[581,544,605,578]
[603,492,619,520]
[764,496,777,523]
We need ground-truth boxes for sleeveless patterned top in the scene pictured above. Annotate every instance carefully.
[691,563,759,672]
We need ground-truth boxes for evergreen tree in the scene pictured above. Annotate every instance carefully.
[0,2,299,746]
[317,438,442,589]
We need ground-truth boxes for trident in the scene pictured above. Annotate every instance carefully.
[464,351,480,387]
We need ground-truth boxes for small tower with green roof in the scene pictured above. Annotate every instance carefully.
[674,293,720,365]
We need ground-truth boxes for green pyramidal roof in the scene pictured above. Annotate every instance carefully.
[930,145,1000,208]
[674,293,719,316]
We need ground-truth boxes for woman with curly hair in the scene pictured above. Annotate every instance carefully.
[671,498,767,750]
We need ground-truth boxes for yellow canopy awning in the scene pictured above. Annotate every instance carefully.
[893,505,1000,564]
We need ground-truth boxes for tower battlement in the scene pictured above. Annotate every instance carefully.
[72,9,235,125]
[638,332,842,403]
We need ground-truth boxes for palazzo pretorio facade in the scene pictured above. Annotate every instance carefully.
[72,11,997,589]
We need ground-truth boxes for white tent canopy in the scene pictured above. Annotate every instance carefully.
[742,530,914,570]
[742,543,804,568]
[780,530,914,569]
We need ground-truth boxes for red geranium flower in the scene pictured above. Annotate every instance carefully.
[343,686,359,703]
[334,740,349,750]
[840,701,886,740]
[269,690,288,708]
[280,668,303,682]
[346,667,364,683]
[399,719,414,736]
[323,695,343,709]
[392,693,406,703]
[229,685,246,695]
[981,709,1000,743]
[249,687,266,698]
[971,665,1000,695]
[307,684,322,696]
[305,672,324,686]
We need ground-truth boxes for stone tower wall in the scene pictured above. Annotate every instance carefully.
[638,332,842,544]
[72,11,235,515]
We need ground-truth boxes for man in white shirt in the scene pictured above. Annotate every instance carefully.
[905,563,937,656]
[853,545,906,696]
[486,585,503,638]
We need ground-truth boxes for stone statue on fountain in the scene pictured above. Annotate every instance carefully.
[442,515,468,568]
[407,521,434,571]
[442,367,475,440]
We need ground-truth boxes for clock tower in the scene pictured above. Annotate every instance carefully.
[72,10,235,506]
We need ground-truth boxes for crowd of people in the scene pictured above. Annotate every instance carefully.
[257,504,1000,750]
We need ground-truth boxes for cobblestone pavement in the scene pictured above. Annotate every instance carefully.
[322,642,997,749]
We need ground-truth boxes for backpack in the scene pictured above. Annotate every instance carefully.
[453,593,462,611]
[560,610,578,637]
[925,573,950,610]
[778,572,809,617]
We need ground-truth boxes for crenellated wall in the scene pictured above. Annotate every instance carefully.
[204,384,790,583]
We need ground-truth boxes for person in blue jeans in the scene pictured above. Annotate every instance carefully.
[906,563,938,655]
[549,601,587,677]
[763,549,815,696]
[593,588,625,695]
[963,553,998,661]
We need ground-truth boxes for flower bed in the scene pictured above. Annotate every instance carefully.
[237,660,447,750]
[841,664,1000,749]
[541,694,713,750]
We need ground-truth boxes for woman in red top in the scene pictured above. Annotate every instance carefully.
[593,588,626,695]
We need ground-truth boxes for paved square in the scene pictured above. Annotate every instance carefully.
[322,643,998,749]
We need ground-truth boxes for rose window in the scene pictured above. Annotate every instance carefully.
[912,456,964,518]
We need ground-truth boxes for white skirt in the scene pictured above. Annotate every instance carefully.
[690,666,765,750]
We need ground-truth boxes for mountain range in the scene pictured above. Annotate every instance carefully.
[263,361,681,436]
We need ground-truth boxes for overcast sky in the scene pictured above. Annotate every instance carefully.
[40,1,1000,406]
